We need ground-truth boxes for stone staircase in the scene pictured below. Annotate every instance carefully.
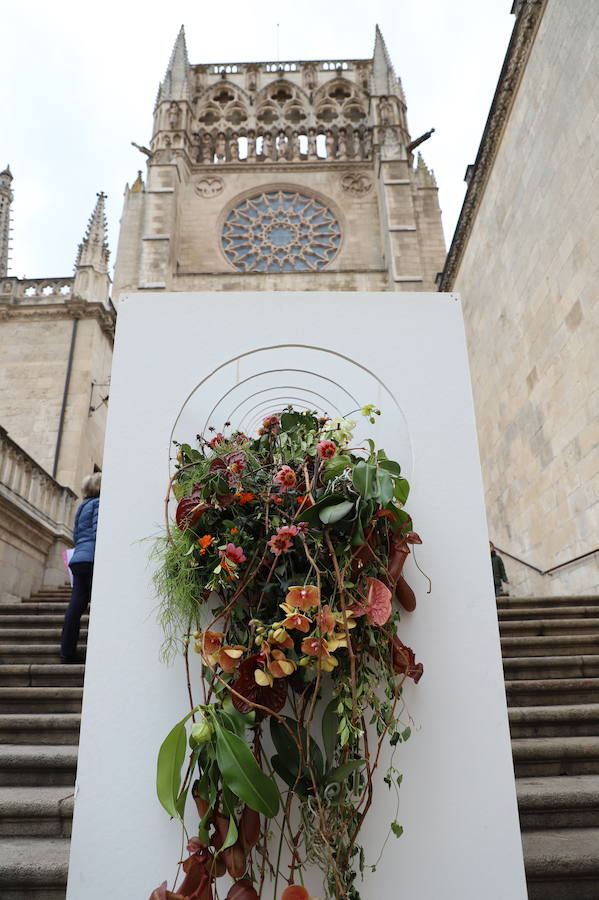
[0,585,84,899]
[500,593,599,899]
[2,588,598,897]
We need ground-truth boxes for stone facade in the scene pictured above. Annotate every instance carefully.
[0,193,115,599]
[0,195,115,494]
[113,27,445,299]
[439,0,599,595]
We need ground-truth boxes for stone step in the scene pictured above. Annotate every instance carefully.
[499,605,599,621]
[0,837,69,899]
[509,704,599,738]
[522,827,599,900]
[0,665,85,687]
[497,595,599,610]
[0,628,87,644]
[517,775,599,829]
[0,604,71,616]
[0,786,73,837]
[500,618,599,636]
[0,687,83,714]
[25,593,72,605]
[501,634,599,657]
[0,645,85,664]
[503,654,599,680]
[0,745,77,786]
[506,677,599,706]
[512,736,599,777]
[0,714,80,745]
[0,614,87,628]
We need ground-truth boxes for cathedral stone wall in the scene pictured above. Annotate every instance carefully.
[113,27,445,301]
[447,0,599,595]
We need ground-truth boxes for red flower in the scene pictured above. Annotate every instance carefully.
[231,654,287,716]
[219,543,247,564]
[176,493,208,530]
[391,634,423,683]
[273,465,296,491]
[209,432,226,449]
[316,439,337,459]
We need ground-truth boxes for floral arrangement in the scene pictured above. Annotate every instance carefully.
[150,408,424,900]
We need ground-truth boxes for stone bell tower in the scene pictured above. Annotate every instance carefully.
[113,25,445,298]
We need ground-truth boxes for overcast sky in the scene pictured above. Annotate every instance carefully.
[1,0,514,279]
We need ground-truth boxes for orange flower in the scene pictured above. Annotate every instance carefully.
[281,611,312,633]
[286,585,320,612]
[281,885,310,900]
[236,491,255,505]
[300,636,331,659]
[268,649,296,678]
[230,527,238,534]
[296,495,313,509]
[195,630,224,664]
[217,645,246,672]
[198,534,213,555]
[314,604,336,635]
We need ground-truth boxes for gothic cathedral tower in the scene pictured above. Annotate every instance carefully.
[113,26,445,299]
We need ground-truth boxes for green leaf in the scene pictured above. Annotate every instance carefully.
[296,492,347,525]
[219,697,255,736]
[352,461,378,500]
[156,710,196,819]
[327,758,366,784]
[401,726,411,742]
[379,459,401,476]
[375,470,394,505]
[322,455,353,482]
[221,786,239,851]
[391,822,404,838]
[214,723,279,817]
[271,752,298,786]
[394,478,410,505]
[321,699,339,765]
[318,500,354,524]
[270,717,324,782]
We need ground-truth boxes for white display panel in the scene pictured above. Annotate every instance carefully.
[67,292,526,899]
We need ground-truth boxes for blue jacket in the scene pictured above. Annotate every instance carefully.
[70,497,99,565]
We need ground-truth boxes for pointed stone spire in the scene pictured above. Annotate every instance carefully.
[372,25,397,96]
[0,164,14,277]
[155,25,191,107]
[416,153,438,188]
[75,192,110,274]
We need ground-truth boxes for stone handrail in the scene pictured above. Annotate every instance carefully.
[0,427,77,537]
[0,277,74,301]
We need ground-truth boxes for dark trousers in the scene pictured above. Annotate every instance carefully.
[60,561,93,660]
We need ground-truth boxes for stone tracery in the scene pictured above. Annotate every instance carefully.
[193,74,372,163]
[221,190,341,272]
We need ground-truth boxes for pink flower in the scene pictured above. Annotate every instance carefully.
[267,525,298,555]
[316,439,337,459]
[219,543,247,564]
[273,465,297,491]
[365,577,392,626]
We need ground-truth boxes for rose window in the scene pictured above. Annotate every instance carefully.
[221,191,341,272]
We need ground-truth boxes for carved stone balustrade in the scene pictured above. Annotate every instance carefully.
[194,127,373,164]
[0,427,77,601]
[0,277,74,303]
